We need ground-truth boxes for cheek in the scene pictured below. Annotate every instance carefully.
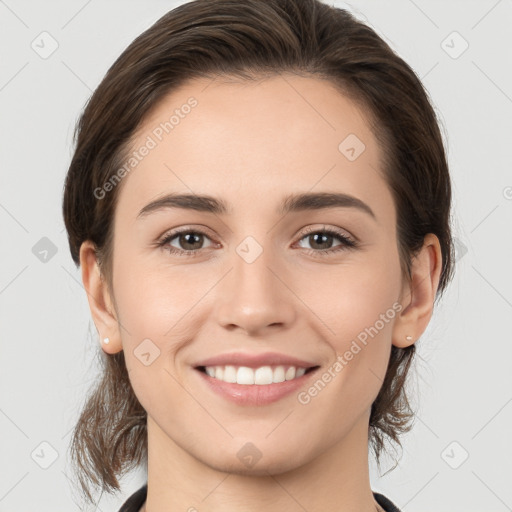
[307,248,401,325]
[306,249,402,371]
[113,250,198,334]
[299,267,401,427]
[111,253,214,388]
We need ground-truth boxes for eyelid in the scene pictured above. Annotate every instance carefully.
[157,224,217,243]
[157,224,356,244]
[297,224,357,243]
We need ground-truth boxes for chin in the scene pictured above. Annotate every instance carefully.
[200,447,308,477]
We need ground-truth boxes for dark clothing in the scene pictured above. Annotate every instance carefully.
[374,491,403,512]
[118,484,147,512]
[118,484,402,511]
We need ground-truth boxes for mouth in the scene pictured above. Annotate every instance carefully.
[195,364,320,385]
[193,363,321,406]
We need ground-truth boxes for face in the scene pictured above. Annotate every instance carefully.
[108,74,405,475]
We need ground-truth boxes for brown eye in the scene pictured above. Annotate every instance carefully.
[159,229,214,256]
[295,227,357,257]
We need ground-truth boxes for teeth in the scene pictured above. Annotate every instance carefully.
[203,365,309,385]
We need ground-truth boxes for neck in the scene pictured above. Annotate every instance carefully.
[143,412,382,512]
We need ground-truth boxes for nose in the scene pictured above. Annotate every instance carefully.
[215,246,296,336]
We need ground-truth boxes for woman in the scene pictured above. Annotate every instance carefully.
[62,0,455,510]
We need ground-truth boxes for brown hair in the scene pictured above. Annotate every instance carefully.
[63,0,455,505]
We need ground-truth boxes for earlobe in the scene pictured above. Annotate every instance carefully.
[79,240,122,354]
[392,233,443,348]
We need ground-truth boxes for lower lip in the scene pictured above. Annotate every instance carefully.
[194,367,319,406]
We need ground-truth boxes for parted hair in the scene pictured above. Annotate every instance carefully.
[62,0,455,505]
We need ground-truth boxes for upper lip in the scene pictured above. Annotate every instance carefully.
[194,351,319,369]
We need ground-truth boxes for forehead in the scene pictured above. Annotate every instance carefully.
[115,73,393,225]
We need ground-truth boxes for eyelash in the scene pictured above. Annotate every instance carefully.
[157,225,358,258]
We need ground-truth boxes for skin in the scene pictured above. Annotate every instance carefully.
[80,73,442,512]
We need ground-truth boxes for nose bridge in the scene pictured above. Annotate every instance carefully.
[215,234,295,333]
[235,240,277,298]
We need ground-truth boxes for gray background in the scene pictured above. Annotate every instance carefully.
[1,0,511,510]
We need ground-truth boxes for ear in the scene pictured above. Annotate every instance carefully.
[392,233,443,348]
[79,240,122,354]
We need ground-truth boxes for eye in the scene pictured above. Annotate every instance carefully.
[294,226,358,257]
[158,227,215,257]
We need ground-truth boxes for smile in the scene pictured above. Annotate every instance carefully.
[198,365,317,385]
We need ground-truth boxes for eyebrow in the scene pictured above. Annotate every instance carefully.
[137,191,376,220]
